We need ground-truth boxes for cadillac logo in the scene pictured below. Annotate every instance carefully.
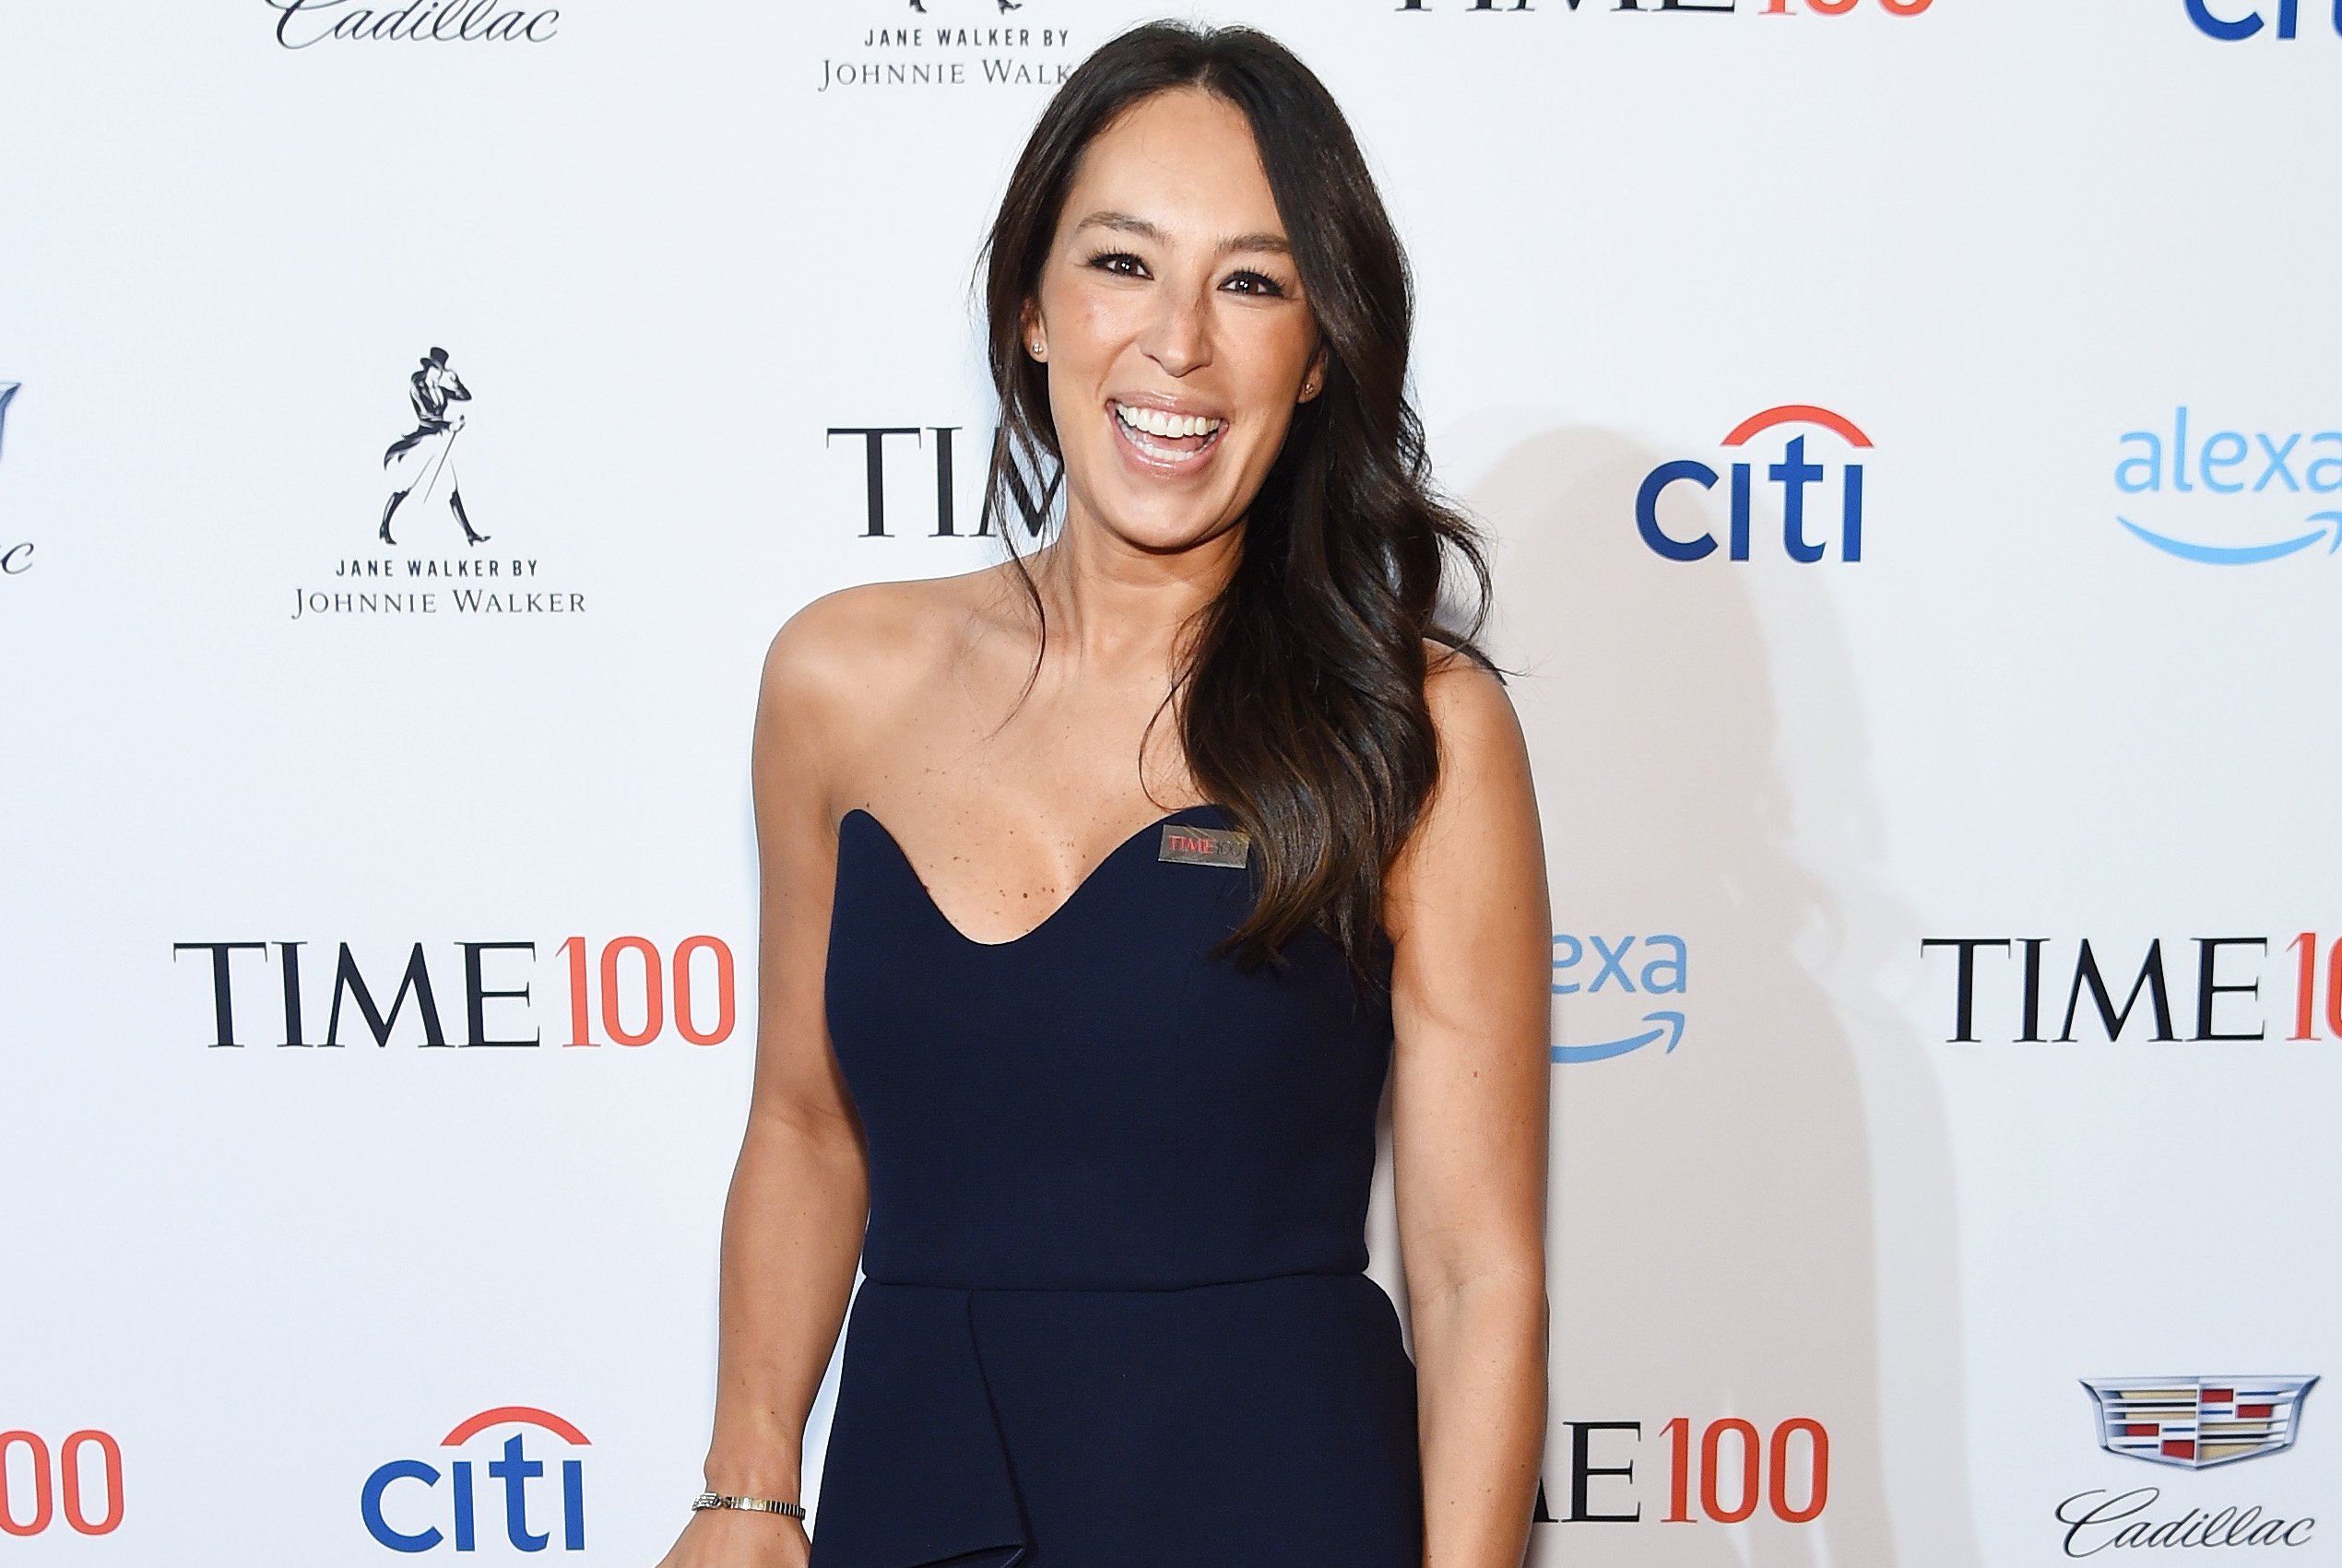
[2082,1377,2319,1469]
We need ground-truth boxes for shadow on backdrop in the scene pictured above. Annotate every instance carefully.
[1437,424,1984,1568]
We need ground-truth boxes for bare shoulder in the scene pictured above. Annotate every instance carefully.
[751,567,1004,809]
[1422,640,1527,796]
[1386,639,1542,942]
[759,568,1002,711]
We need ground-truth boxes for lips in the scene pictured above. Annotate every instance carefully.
[1106,399,1226,472]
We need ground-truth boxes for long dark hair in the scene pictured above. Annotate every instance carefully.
[973,19,1495,975]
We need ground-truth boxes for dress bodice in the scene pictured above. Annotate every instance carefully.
[810,802,1422,1568]
[822,802,1396,1291]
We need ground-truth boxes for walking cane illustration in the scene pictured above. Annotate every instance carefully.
[411,419,462,515]
[381,419,457,547]
[379,408,488,546]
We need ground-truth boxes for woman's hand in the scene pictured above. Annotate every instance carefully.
[650,1506,811,1568]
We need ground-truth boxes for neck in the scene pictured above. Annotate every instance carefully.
[1023,511,1243,674]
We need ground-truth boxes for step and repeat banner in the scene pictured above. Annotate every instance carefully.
[3,1,2336,1562]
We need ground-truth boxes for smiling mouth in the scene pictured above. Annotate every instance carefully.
[1108,399,1226,468]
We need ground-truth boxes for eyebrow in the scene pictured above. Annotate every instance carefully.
[1071,209,1292,257]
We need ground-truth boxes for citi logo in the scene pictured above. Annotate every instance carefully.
[2187,0,2342,39]
[1550,932,1687,1063]
[362,1407,586,1554]
[2115,408,2342,564]
[1637,406,1870,563]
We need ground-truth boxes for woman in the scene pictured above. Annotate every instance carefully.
[656,20,1550,1568]
[377,347,487,548]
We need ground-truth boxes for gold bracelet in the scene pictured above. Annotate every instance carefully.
[692,1491,807,1519]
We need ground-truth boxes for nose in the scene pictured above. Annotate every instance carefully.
[1137,279,1212,379]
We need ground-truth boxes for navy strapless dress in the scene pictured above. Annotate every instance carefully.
[810,803,1424,1568]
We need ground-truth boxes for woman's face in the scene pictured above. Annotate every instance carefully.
[1024,86,1326,559]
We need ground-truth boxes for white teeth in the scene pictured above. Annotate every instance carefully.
[1115,401,1223,440]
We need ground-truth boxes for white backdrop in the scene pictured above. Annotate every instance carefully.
[3,2,2337,1563]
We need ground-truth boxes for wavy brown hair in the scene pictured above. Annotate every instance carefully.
[972,19,1495,976]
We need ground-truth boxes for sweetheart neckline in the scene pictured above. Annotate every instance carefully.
[838,802,1231,950]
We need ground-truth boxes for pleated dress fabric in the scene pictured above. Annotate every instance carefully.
[809,802,1424,1568]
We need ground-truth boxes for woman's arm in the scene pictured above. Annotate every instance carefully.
[1386,655,1553,1568]
[657,613,874,1568]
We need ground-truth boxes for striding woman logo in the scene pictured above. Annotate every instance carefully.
[378,347,488,547]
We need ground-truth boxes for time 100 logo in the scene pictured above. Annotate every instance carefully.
[0,1430,124,1538]
[173,935,737,1049]
[1537,1417,1830,1527]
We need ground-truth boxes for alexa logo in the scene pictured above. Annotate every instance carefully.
[1550,932,1688,1064]
[2114,408,2342,565]
[362,1407,588,1554]
[1638,406,1870,564]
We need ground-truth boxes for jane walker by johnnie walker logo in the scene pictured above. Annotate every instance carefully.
[290,348,585,622]
[819,1,1075,94]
